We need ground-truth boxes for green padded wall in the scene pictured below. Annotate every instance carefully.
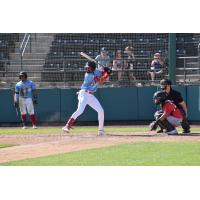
[0,86,197,123]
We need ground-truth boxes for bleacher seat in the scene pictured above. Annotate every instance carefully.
[0,34,19,76]
[42,33,169,82]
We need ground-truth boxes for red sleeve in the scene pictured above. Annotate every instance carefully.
[94,71,109,84]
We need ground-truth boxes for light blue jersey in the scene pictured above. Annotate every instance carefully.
[81,69,102,92]
[15,80,36,99]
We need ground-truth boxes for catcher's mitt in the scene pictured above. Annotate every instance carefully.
[149,121,158,131]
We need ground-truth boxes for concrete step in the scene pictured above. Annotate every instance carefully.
[14,49,49,54]
[33,38,54,43]
[7,66,44,71]
[7,33,55,82]
[14,35,54,53]
[35,33,55,37]
[30,43,53,48]
[2,76,41,82]
[10,53,47,60]
[9,59,45,65]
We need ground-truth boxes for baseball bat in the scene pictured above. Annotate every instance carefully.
[15,107,19,116]
[80,52,105,68]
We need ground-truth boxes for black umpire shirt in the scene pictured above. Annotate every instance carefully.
[166,88,184,109]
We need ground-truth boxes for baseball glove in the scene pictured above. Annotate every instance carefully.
[149,121,158,131]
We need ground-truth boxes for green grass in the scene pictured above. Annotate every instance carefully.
[0,143,16,148]
[0,126,200,135]
[2,142,200,166]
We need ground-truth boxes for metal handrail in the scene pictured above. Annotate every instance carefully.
[20,33,27,50]
[178,56,198,59]
[22,34,30,56]
[177,56,200,83]
[20,33,31,70]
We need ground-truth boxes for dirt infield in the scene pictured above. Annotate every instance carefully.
[1,131,200,164]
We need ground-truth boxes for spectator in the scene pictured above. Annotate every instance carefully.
[124,46,136,82]
[148,53,165,83]
[95,47,111,70]
[112,50,124,81]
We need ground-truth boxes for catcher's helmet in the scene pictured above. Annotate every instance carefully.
[153,91,168,105]
[85,61,96,71]
[19,71,28,79]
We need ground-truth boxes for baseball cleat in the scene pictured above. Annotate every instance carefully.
[157,129,164,133]
[182,129,191,134]
[98,130,106,136]
[22,126,27,129]
[62,126,70,133]
[32,125,37,129]
[166,129,178,135]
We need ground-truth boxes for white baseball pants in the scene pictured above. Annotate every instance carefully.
[19,97,35,115]
[71,90,104,130]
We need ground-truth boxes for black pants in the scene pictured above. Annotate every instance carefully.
[180,109,190,131]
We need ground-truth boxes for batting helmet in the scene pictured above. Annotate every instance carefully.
[85,61,96,71]
[19,71,28,79]
[153,91,168,105]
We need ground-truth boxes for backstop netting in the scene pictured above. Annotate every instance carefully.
[0,33,200,88]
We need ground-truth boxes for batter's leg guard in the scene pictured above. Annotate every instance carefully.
[154,110,164,133]
[181,118,190,133]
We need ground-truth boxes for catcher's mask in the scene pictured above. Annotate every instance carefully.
[19,71,28,80]
[153,91,168,105]
[85,61,96,73]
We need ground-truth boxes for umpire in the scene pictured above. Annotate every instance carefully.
[160,79,190,133]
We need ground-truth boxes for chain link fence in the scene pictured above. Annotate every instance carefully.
[0,33,200,88]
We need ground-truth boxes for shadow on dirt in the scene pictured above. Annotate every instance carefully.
[107,133,200,137]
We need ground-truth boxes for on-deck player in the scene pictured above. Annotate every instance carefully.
[62,61,112,135]
[14,71,38,129]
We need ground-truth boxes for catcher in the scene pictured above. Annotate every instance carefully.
[62,61,112,135]
[149,91,183,135]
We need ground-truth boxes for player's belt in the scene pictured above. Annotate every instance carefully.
[85,90,94,94]
[19,96,29,99]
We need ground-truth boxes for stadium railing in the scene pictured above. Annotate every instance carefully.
[176,56,200,84]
